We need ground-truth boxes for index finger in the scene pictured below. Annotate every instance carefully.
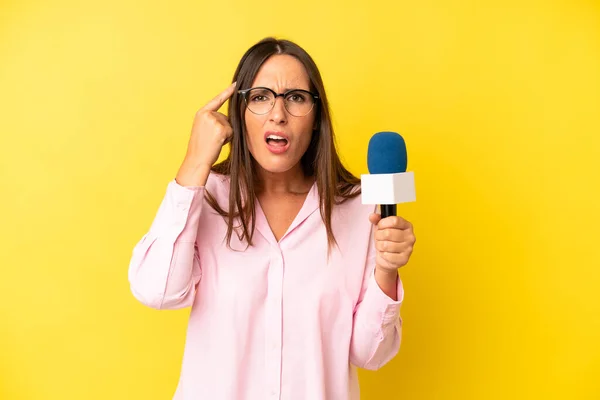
[201,82,237,112]
[378,215,412,230]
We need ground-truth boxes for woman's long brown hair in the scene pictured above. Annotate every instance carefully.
[206,37,361,251]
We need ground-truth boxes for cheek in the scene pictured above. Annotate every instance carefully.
[300,129,313,149]
[298,117,316,147]
[244,112,265,152]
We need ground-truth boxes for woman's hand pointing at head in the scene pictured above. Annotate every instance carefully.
[176,82,237,187]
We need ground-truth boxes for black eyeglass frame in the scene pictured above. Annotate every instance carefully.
[237,87,320,116]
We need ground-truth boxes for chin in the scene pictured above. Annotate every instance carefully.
[253,153,301,175]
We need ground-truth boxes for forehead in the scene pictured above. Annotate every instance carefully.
[251,54,311,90]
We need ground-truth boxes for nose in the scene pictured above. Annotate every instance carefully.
[269,96,287,124]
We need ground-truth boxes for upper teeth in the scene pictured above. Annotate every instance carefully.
[268,135,285,140]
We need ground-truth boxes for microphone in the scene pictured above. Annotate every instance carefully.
[361,131,416,218]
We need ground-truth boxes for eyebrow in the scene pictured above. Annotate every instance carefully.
[254,85,310,92]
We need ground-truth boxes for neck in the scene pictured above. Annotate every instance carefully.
[254,162,313,195]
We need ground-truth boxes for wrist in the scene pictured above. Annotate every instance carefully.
[176,160,212,187]
[182,155,213,170]
[375,266,398,280]
[374,266,399,301]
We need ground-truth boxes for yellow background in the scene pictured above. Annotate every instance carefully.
[1,0,599,399]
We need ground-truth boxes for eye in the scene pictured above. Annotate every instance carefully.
[248,89,273,103]
[250,95,269,102]
[287,91,308,103]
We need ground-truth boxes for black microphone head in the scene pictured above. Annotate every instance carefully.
[367,131,407,174]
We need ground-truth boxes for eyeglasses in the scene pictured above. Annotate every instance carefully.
[238,87,319,117]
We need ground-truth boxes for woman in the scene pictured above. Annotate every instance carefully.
[128,37,416,400]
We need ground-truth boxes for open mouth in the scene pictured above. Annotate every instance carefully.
[265,134,289,147]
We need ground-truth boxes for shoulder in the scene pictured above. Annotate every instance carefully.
[336,183,371,210]
[203,171,231,205]
[329,186,376,260]
[333,185,376,225]
[205,170,229,191]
